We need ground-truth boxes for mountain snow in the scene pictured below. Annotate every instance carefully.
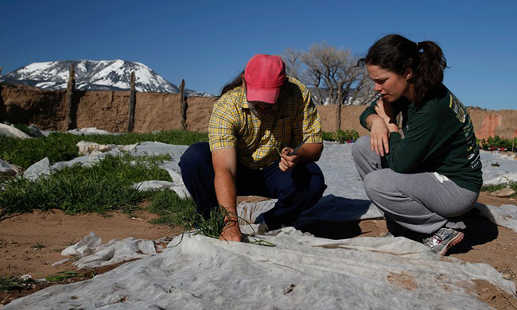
[2,60,211,96]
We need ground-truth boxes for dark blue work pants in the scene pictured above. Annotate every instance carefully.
[178,142,326,229]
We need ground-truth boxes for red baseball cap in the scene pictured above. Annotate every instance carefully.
[244,54,286,104]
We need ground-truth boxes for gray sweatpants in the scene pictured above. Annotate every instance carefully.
[352,136,479,234]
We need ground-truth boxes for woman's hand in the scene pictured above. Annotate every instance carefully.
[374,97,394,126]
[369,116,390,156]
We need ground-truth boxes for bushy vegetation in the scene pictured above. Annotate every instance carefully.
[0,130,208,169]
[478,136,517,152]
[322,129,359,143]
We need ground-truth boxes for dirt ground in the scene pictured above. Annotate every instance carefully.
[1,193,517,308]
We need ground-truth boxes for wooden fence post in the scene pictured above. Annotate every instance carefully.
[128,72,136,132]
[180,79,187,130]
[64,64,75,130]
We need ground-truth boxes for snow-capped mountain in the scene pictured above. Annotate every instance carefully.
[2,60,211,96]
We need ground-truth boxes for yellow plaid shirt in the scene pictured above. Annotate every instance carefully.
[208,76,322,169]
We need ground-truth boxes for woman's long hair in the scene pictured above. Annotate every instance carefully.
[363,34,447,107]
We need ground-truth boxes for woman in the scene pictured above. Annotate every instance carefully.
[352,34,482,255]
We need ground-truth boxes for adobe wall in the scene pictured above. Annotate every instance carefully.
[0,83,515,139]
[0,84,67,130]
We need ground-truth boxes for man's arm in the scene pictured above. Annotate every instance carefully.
[211,147,241,242]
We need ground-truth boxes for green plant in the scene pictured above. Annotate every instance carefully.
[322,129,359,143]
[479,136,517,151]
[12,123,32,136]
[0,130,208,169]
[0,154,171,215]
[45,271,80,282]
[481,182,517,195]
[147,190,226,238]
[0,276,35,291]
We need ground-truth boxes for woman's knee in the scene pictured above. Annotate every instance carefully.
[363,169,394,200]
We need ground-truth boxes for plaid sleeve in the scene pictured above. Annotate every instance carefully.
[299,88,322,144]
[208,96,238,151]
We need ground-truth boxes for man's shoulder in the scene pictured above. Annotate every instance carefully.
[282,76,310,102]
[215,87,244,110]
[286,76,309,92]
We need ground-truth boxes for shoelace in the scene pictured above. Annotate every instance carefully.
[425,230,450,247]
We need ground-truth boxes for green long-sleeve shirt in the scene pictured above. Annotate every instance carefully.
[359,85,482,192]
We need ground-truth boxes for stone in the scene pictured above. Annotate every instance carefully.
[23,157,51,181]
[0,123,31,139]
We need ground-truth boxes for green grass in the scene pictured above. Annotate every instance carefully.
[0,128,360,170]
[147,190,225,238]
[45,271,80,283]
[481,182,517,195]
[0,276,35,291]
[322,129,359,143]
[0,130,208,169]
[0,154,171,215]
[0,129,227,238]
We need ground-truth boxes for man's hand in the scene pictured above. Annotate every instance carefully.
[219,220,241,242]
[279,147,299,171]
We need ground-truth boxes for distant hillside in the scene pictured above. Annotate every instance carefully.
[1,60,211,96]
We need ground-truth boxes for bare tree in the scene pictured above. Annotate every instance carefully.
[283,43,377,130]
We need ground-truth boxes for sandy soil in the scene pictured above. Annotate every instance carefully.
[1,193,517,308]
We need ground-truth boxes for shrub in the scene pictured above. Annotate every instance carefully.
[478,136,517,152]
[322,129,359,143]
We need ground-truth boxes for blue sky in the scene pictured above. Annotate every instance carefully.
[1,0,515,110]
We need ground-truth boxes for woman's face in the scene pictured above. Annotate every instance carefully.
[366,64,412,103]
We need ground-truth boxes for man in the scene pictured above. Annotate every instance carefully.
[179,54,326,242]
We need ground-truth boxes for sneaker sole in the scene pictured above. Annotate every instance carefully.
[438,231,464,256]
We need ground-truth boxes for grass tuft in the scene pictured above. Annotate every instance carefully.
[0,154,171,215]
[0,276,35,291]
[45,271,80,283]
[481,182,517,196]
[322,129,359,143]
[147,190,225,238]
